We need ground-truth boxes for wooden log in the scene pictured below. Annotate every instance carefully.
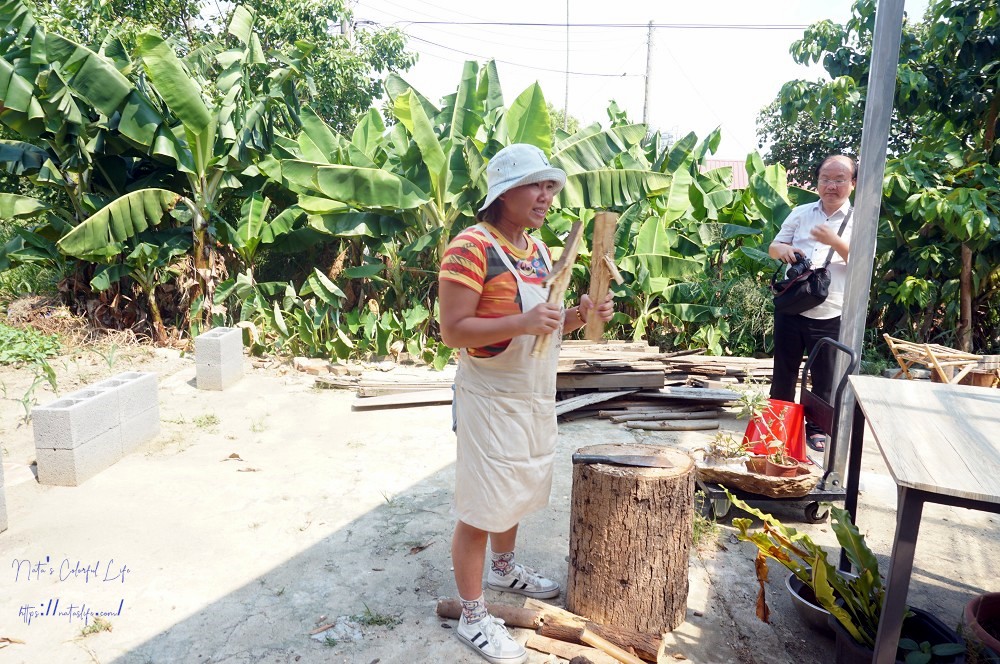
[522,599,664,663]
[567,444,695,634]
[525,633,619,664]
[624,420,719,431]
[537,622,659,663]
[586,211,618,341]
[581,628,646,664]
[435,599,541,628]
[609,410,719,424]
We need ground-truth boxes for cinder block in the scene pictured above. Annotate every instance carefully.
[121,406,160,455]
[35,427,123,486]
[196,360,243,391]
[31,387,120,450]
[94,372,159,420]
[195,327,243,367]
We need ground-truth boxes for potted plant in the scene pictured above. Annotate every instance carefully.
[700,431,751,466]
[734,388,804,474]
[724,489,966,663]
[964,593,1000,658]
[763,439,799,477]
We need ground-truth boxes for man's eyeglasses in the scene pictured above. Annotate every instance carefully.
[819,178,851,186]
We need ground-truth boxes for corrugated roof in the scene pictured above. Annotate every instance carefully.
[701,158,750,189]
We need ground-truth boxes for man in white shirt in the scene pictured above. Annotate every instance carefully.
[768,155,855,452]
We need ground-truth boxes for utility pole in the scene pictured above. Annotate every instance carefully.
[642,20,653,125]
[563,0,569,130]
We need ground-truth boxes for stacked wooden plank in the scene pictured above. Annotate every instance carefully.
[330,340,763,412]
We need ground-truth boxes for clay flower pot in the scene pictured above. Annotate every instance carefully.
[965,593,1000,654]
[764,457,799,477]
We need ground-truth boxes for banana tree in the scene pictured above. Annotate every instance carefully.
[266,60,677,336]
[90,233,191,343]
[0,0,313,336]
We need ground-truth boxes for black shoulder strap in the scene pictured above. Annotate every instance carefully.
[821,207,853,268]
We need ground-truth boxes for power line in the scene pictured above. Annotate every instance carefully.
[405,34,642,78]
[391,21,810,30]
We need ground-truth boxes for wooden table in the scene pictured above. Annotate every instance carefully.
[845,376,1000,664]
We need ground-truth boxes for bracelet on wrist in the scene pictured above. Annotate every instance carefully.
[575,307,585,323]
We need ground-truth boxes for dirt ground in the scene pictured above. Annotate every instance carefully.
[1,339,997,664]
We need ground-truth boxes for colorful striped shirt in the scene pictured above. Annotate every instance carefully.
[439,223,551,357]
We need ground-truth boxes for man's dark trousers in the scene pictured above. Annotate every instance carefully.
[770,312,842,437]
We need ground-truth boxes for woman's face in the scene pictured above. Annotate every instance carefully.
[497,180,559,230]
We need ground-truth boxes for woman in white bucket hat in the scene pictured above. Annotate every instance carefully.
[438,143,613,664]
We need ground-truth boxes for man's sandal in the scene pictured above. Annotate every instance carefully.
[807,434,827,452]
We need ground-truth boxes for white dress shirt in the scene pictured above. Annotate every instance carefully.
[773,200,853,320]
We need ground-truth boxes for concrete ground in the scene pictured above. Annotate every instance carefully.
[1,349,997,664]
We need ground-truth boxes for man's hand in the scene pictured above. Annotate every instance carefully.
[771,243,805,264]
[810,225,839,244]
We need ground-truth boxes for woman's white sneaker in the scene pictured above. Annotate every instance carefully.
[486,563,560,599]
[456,613,527,664]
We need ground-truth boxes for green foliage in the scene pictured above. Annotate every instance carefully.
[0,322,60,365]
[899,638,966,664]
[767,0,1000,352]
[727,490,886,649]
[79,616,113,637]
[353,604,402,628]
[252,0,415,133]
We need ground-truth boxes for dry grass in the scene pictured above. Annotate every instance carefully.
[4,295,183,353]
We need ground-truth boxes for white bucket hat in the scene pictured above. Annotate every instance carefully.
[477,143,566,218]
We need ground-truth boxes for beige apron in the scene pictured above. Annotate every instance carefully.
[453,225,560,533]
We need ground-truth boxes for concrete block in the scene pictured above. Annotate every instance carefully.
[121,406,160,455]
[94,372,159,420]
[31,387,119,450]
[195,327,243,367]
[35,427,123,486]
[196,360,243,391]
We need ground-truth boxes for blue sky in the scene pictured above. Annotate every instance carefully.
[353,0,929,159]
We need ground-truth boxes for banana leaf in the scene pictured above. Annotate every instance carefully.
[0,193,49,219]
[279,160,429,210]
[504,83,551,155]
[394,89,446,199]
[57,188,183,259]
[559,168,672,210]
[551,124,648,176]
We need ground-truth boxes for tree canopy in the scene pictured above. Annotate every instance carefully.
[758,0,1000,351]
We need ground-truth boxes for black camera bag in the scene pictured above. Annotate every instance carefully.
[770,209,852,315]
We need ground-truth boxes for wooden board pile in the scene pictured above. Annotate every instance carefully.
[436,598,667,663]
[321,340,762,413]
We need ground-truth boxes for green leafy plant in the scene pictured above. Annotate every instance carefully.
[0,323,60,366]
[692,491,720,547]
[193,413,220,429]
[702,431,750,463]
[79,617,112,637]
[898,638,966,664]
[726,489,886,648]
[353,603,401,628]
